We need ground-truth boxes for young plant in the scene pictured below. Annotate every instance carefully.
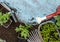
[0,12,11,25]
[54,15,60,27]
[40,22,60,42]
[15,24,32,39]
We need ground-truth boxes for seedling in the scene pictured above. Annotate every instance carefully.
[0,12,11,25]
[15,24,32,39]
[39,22,60,42]
[54,15,60,27]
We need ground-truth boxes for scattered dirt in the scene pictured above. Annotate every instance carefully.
[0,3,20,42]
[0,22,20,42]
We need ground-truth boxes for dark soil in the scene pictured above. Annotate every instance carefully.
[0,21,38,42]
[0,3,20,42]
[0,3,39,42]
[0,3,28,42]
[0,22,20,42]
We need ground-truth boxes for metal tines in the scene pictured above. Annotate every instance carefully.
[27,29,41,42]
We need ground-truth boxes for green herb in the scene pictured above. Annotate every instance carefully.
[15,24,32,39]
[40,23,60,42]
[0,12,11,25]
[54,15,60,27]
[39,15,60,42]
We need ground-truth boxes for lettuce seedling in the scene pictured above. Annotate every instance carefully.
[54,15,60,27]
[15,24,32,39]
[40,23,60,42]
[0,12,11,25]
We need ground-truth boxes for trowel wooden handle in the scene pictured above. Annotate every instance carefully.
[46,5,60,19]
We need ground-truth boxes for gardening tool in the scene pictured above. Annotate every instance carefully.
[36,5,60,24]
[27,29,42,42]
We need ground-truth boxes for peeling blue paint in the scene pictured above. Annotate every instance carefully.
[0,0,60,25]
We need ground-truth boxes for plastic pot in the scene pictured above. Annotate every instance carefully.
[17,34,27,42]
[2,19,12,28]
[38,21,59,42]
[56,27,60,37]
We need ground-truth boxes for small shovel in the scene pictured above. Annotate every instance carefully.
[36,5,60,24]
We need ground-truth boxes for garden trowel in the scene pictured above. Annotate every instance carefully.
[36,5,60,24]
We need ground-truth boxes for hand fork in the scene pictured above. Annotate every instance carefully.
[27,29,42,42]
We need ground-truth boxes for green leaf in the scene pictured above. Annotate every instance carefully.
[0,12,11,25]
[15,24,32,39]
[56,21,60,26]
[40,22,60,42]
[21,29,29,39]
[15,27,20,32]
[55,15,60,20]
[25,24,32,29]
